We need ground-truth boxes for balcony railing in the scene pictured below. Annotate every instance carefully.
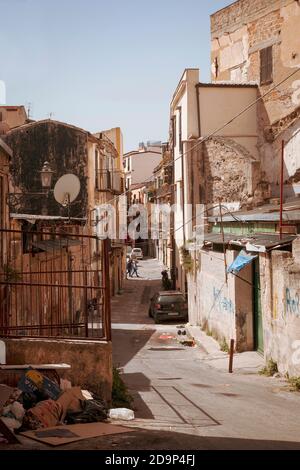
[96,170,124,193]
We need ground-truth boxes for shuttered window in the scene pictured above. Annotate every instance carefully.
[260,46,273,85]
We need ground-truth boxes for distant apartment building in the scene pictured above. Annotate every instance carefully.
[123,141,162,190]
[0,106,28,133]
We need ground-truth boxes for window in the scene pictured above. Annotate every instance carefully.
[260,46,273,85]
[127,158,131,172]
[214,57,219,78]
[172,116,176,147]
[178,107,183,154]
[95,150,99,189]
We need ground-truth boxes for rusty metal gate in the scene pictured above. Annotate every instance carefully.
[0,227,111,340]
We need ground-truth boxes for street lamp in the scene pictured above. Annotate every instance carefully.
[7,161,55,212]
[40,161,54,190]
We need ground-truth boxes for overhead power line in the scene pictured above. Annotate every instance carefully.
[104,67,300,207]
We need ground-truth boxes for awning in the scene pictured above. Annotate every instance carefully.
[11,213,86,222]
[227,250,258,274]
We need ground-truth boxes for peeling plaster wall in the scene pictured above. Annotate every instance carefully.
[5,121,89,218]
[260,239,300,376]
[201,136,263,206]
[188,249,253,352]
[211,0,300,194]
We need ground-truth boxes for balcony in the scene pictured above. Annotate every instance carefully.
[96,170,124,194]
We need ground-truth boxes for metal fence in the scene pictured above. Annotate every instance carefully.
[0,227,111,340]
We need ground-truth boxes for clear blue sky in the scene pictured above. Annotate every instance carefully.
[1,0,232,151]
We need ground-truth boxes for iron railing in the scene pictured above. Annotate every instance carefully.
[0,227,111,340]
[96,170,124,193]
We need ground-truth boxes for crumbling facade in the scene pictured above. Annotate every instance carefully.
[211,0,300,198]
[167,1,300,368]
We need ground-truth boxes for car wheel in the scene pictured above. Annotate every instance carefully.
[154,314,160,324]
[148,308,152,318]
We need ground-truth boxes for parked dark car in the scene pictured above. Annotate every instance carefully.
[148,291,188,323]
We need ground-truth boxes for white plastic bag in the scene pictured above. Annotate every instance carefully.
[109,408,134,421]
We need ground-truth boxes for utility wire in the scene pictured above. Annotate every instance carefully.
[104,67,300,207]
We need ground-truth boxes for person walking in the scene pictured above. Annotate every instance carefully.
[126,258,133,278]
[132,259,139,277]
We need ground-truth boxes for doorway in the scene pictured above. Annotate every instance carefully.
[253,258,264,353]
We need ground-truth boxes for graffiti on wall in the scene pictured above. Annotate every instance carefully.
[213,286,234,315]
[286,288,300,316]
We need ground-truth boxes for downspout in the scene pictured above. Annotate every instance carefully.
[177,106,185,246]
[171,116,176,290]
[195,83,205,205]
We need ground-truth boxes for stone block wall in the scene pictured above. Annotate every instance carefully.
[3,338,113,402]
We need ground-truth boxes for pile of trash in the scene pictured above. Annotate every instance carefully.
[0,368,108,434]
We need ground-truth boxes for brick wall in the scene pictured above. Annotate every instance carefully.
[211,0,287,37]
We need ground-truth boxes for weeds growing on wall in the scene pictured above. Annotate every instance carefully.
[220,338,229,353]
[112,366,133,409]
[287,376,300,392]
[259,359,278,377]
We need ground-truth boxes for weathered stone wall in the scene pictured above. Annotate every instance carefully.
[3,337,112,402]
[201,136,266,207]
[4,121,89,218]
[211,0,300,196]
[211,0,284,37]
[260,239,300,376]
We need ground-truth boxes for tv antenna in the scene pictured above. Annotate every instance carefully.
[26,102,32,119]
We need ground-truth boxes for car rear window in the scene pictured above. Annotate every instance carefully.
[158,295,185,303]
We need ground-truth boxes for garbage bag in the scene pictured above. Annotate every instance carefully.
[65,398,108,424]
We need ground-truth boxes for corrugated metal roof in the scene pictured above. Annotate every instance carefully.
[209,201,300,223]
[203,233,297,252]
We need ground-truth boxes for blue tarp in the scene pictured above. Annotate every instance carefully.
[227,250,258,275]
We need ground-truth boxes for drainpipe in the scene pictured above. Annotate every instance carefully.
[279,140,294,238]
[195,84,201,138]
[171,116,176,290]
[177,106,185,246]
[280,140,284,240]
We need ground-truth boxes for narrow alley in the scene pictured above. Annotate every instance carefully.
[109,258,300,450]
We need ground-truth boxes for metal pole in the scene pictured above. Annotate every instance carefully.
[103,239,112,341]
[280,140,284,240]
[219,201,228,284]
[229,339,235,374]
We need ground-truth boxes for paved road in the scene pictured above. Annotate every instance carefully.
[4,258,300,450]
[110,258,300,450]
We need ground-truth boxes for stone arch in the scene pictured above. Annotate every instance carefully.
[202,136,260,205]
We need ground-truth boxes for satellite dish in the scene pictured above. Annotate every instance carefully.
[54,174,81,207]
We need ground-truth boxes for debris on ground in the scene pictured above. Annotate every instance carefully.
[18,367,61,401]
[179,339,195,347]
[60,379,72,391]
[109,408,135,421]
[20,421,135,447]
[0,366,111,444]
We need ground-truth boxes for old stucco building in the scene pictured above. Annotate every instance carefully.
[0,119,126,400]
[168,0,300,376]
[211,0,300,199]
